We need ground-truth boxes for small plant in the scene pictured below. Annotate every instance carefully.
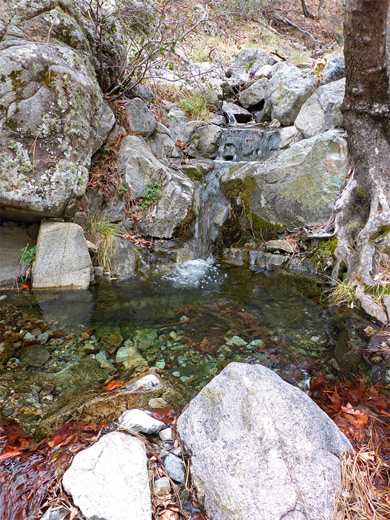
[140,181,163,211]
[118,182,130,195]
[88,217,116,272]
[325,278,356,307]
[178,90,211,121]
[20,244,36,266]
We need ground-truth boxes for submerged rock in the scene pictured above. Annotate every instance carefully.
[63,432,151,520]
[177,362,352,520]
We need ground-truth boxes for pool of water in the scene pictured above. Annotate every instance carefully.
[0,263,354,433]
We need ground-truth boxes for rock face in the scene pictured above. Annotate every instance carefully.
[0,0,119,222]
[222,130,350,229]
[32,221,92,289]
[63,432,151,520]
[110,236,140,280]
[118,135,194,238]
[177,362,352,520]
[0,225,38,286]
[295,79,345,138]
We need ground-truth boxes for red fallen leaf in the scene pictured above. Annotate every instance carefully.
[19,284,31,292]
[151,406,176,425]
[103,380,125,391]
[310,372,325,391]
[0,451,22,461]
[191,513,208,520]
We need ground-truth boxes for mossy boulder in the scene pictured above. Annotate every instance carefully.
[0,0,126,222]
[221,130,350,230]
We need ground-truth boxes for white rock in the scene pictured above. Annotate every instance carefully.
[118,409,165,434]
[153,477,171,496]
[159,427,174,442]
[62,432,151,520]
[177,362,352,520]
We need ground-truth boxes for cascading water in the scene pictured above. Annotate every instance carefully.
[191,124,281,260]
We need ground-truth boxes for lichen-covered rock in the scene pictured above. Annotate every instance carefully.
[268,64,316,125]
[188,124,223,158]
[118,136,195,238]
[230,48,276,81]
[295,78,345,138]
[32,221,93,289]
[239,78,268,110]
[0,1,118,222]
[177,362,352,520]
[221,130,350,229]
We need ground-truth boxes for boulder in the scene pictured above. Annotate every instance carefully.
[239,78,268,110]
[110,236,139,280]
[32,221,92,289]
[0,1,118,222]
[63,432,151,520]
[322,55,346,85]
[268,64,316,125]
[295,79,345,138]
[177,362,352,520]
[188,124,223,158]
[117,136,194,238]
[230,48,276,81]
[265,239,295,254]
[221,130,350,229]
[123,97,157,137]
[147,123,181,164]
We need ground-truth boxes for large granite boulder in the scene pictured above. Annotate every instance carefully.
[32,221,92,289]
[118,136,194,238]
[0,0,121,222]
[177,362,352,520]
[268,64,316,125]
[295,79,345,138]
[110,236,140,280]
[63,432,151,520]
[230,48,276,81]
[221,129,350,230]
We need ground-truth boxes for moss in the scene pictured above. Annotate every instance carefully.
[369,225,390,242]
[9,70,27,90]
[173,206,196,240]
[310,238,338,271]
[223,176,283,240]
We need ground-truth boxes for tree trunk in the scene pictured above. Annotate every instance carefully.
[330,0,390,324]
[301,0,315,19]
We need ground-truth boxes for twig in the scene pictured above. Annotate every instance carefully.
[273,13,325,45]
[250,16,286,39]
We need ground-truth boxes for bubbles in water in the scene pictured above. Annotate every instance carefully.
[164,259,223,289]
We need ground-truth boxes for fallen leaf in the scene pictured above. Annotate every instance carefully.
[0,451,22,461]
[103,380,125,391]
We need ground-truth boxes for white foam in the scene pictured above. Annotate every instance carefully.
[164,259,223,289]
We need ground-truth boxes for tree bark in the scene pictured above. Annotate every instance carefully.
[301,0,315,19]
[332,0,390,324]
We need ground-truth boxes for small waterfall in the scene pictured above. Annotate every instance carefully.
[191,125,280,259]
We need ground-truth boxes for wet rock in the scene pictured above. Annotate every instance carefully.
[20,345,50,368]
[221,248,248,267]
[209,114,226,126]
[63,432,151,520]
[277,126,302,149]
[268,64,316,125]
[116,345,148,369]
[222,102,253,124]
[222,129,350,230]
[253,252,288,270]
[37,332,49,344]
[110,236,140,280]
[295,79,345,138]
[118,409,165,434]
[177,362,352,520]
[102,331,123,348]
[32,221,92,290]
[154,477,171,496]
[226,336,247,348]
[133,329,158,351]
[265,239,294,254]
[180,159,215,182]
[123,97,157,137]
[163,454,185,483]
[24,332,36,342]
[36,367,186,439]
